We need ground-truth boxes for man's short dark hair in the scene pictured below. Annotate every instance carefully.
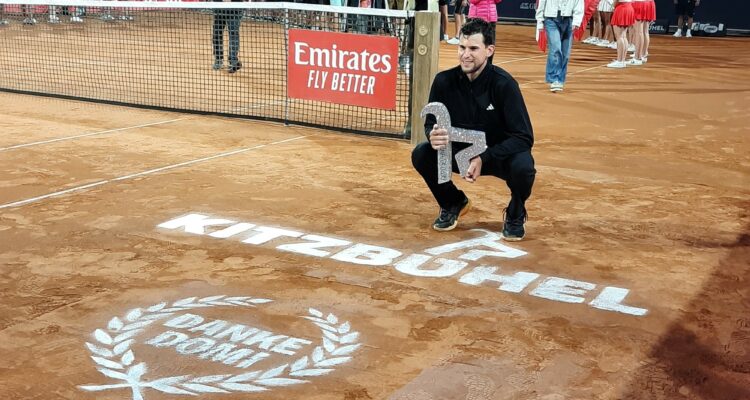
[460,18,495,47]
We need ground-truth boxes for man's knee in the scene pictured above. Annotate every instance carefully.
[508,152,536,179]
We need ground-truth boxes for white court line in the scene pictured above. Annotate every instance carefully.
[0,118,186,152]
[0,100,284,152]
[520,63,610,87]
[496,54,548,64]
[0,135,308,210]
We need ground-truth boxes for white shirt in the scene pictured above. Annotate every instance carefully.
[535,0,585,27]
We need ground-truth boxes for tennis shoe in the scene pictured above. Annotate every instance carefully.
[502,208,527,241]
[432,196,471,232]
[228,61,242,73]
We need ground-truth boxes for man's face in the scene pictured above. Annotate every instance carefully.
[458,33,494,76]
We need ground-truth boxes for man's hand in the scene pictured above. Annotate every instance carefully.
[430,127,449,150]
[464,156,482,183]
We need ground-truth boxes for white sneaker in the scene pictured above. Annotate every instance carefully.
[595,39,611,47]
[673,29,682,37]
[607,60,626,68]
[627,58,643,66]
[71,16,83,23]
[550,82,564,92]
[628,44,635,52]
[48,16,60,23]
[443,34,449,41]
[23,17,37,25]
[607,42,617,49]
[685,29,692,38]
[583,37,597,44]
[446,37,459,45]
[0,19,9,25]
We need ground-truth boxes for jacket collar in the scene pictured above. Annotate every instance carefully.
[457,62,493,87]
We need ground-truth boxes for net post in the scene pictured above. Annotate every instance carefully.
[409,11,439,146]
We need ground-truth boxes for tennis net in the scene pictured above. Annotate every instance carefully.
[0,1,416,138]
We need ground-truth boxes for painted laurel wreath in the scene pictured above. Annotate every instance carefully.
[80,295,361,398]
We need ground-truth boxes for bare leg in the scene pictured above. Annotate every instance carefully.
[614,25,628,62]
[641,21,650,59]
[602,12,614,42]
[627,24,634,46]
[454,12,464,38]
[632,20,644,60]
[592,11,602,39]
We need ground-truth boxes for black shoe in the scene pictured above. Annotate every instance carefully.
[502,208,527,241]
[432,197,471,232]
[228,61,242,74]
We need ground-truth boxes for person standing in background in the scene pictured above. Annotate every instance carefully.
[0,4,8,25]
[596,0,615,47]
[607,0,635,68]
[447,0,468,44]
[629,0,647,65]
[468,0,500,62]
[640,0,655,60]
[439,0,450,41]
[673,0,699,37]
[536,0,584,92]
[212,0,244,73]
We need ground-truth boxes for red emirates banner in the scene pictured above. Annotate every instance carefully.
[287,29,399,110]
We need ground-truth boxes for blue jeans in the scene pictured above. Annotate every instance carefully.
[213,10,241,64]
[544,16,573,84]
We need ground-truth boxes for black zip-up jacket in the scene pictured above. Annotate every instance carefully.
[423,64,534,165]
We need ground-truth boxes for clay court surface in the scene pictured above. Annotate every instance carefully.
[1,25,749,400]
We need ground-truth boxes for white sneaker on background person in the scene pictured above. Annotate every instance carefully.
[627,58,643,66]
[607,60,626,68]
[550,82,564,92]
[685,29,692,38]
[71,16,83,23]
[447,37,459,45]
[673,28,682,37]
[595,39,611,47]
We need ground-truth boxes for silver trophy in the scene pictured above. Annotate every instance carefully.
[421,102,488,184]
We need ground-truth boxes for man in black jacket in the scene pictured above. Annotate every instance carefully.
[411,18,536,241]
[213,0,244,73]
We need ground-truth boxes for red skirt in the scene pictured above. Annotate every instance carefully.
[633,2,647,20]
[611,2,635,27]
[645,0,656,21]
